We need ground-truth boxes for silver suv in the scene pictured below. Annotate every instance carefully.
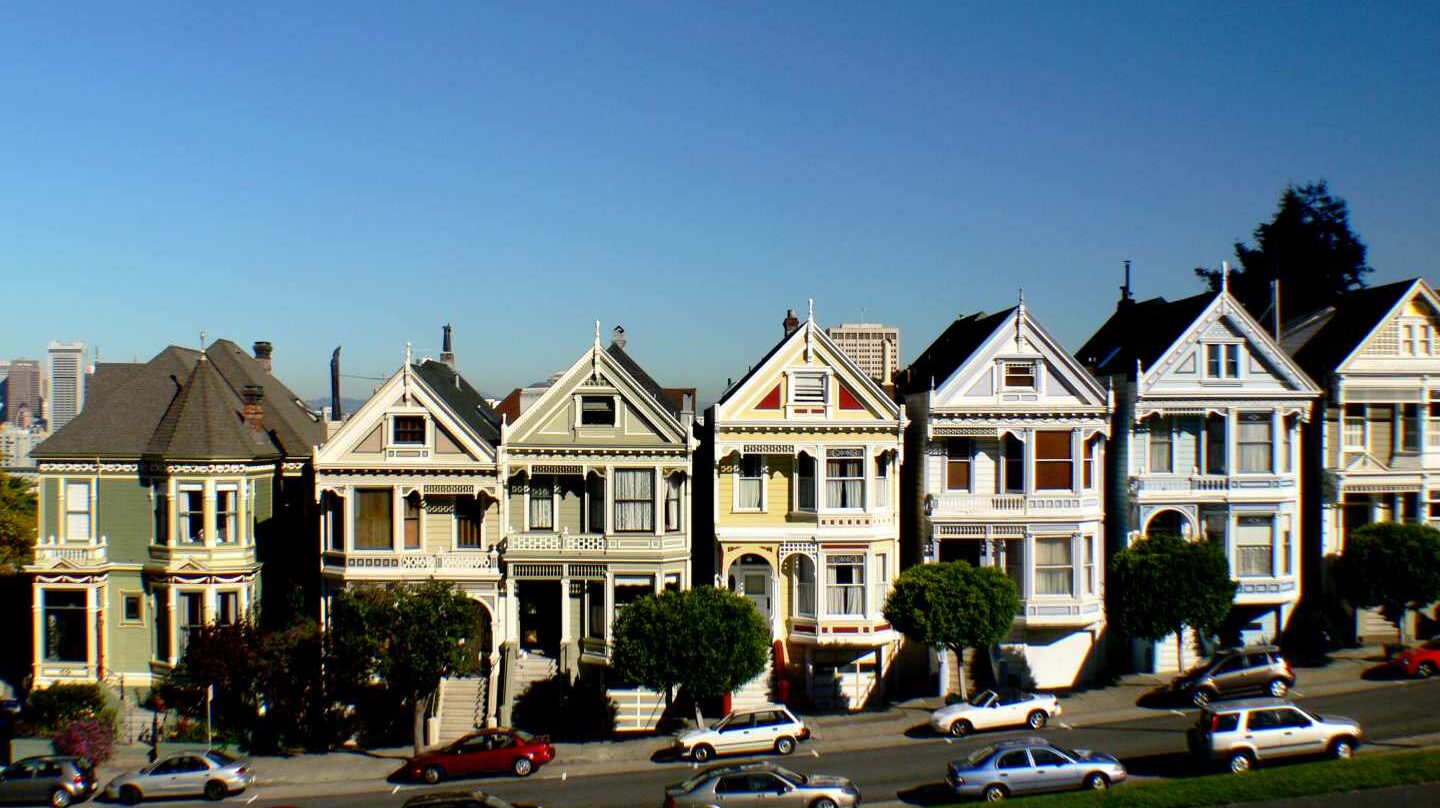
[1187,698,1361,773]
[1169,645,1295,706]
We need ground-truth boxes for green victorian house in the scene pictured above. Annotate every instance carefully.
[27,340,323,690]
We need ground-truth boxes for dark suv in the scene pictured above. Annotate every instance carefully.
[1169,646,1295,706]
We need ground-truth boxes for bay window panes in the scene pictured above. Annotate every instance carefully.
[1236,515,1274,576]
[1429,393,1440,448]
[64,481,91,541]
[1206,343,1240,378]
[217,592,239,625]
[1205,415,1228,474]
[614,469,654,531]
[875,454,891,508]
[392,415,425,445]
[1035,537,1074,595]
[826,451,864,508]
[1402,403,1422,452]
[43,589,87,663]
[1002,435,1025,493]
[580,396,616,426]
[1238,413,1274,472]
[586,474,605,533]
[1003,362,1036,389]
[1036,431,1074,489]
[1343,404,1366,447]
[1430,490,1440,522]
[793,556,816,617]
[825,555,865,615]
[792,374,827,405]
[178,592,204,658]
[215,488,237,544]
[1083,438,1096,489]
[324,492,345,551]
[354,488,394,549]
[665,475,682,531]
[529,475,554,530]
[153,493,169,546]
[457,496,484,548]
[1149,418,1174,473]
[1083,536,1096,596]
[737,456,764,510]
[585,581,605,640]
[796,454,816,512]
[1004,539,1025,597]
[946,438,972,491]
[178,488,204,543]
[1280,418,1293,473]
[403,495,421,549]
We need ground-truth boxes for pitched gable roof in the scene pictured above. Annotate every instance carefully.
[899,309,1014,394]
[412,359,502,443]
[1281,279,1420,379]
[1076,292,1217,378]
[606,343,689,417]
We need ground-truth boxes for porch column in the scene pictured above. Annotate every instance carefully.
[558,573,571,649]
[163,587,176,664]
[31,581,43,683]
[204,479,216,548]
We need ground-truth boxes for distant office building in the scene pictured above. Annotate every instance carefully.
[825,323,900,384]
[0,424,46,470]
[4,359,43,427]
[46,342,86,431]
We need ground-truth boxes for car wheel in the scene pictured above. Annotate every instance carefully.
[775,736,796,755]
[512,757,534,777]
[49,788,73,808]
[810,799,839,808]
[983,784,1007,802]
[1085,772,1110,790]
[1027,710,1048,730]
[1267,678,1289,697]
[204,780,228,801]
[1417,661,1437,679]
[119,785,143,806]
[1228,751,1253,773]
[1192,688,1214,707]
[692,744,714,763]
[422,765,444,785]
[948,719,972,738]
[1331,737,1356,760]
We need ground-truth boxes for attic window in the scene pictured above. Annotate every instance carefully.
[392,416,426,445]
[1003,362,1036,390]
[581,396,616,426]
[791,373,827,405]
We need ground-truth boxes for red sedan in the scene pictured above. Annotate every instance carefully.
[1391,640,1440,679]
[405,729,556,783]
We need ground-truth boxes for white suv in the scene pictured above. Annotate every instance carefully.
[1187,698,1361,773]
[673,706,810,762]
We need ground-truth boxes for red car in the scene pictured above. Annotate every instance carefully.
[405,729,556,783]
[1390,640,1440,679]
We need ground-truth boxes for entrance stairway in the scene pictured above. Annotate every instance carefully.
[513,650,559,696]
[435,676,488,745]
[1152,628,1203,673]
[730,653,775,713]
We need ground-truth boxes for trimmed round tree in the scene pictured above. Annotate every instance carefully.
[882,562,1019,699]
[1338,522,1440,643]
[1108,533,1237,670]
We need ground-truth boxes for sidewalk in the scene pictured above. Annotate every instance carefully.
[90,645,1407,793]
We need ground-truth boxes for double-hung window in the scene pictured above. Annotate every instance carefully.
[665,475,682,531]
[1083,535,1096,596]
[178,485,205,544]
[392,415,425,445]
[1206,343,1241,379]
[1236,515,1274,576]
[215,486,238,544]
[946,438,972,491]
[825,555,865,615]
[737,456,764,511]
[1083,438,1097,489]
[1343,404,1366,449]
[1401,403,1422,453]
[354,488,393,549]
[874,454,891,508]
[64,481,92,542]
[1035,431,1074,490]
[825,449,864,509]
[614,469,654,532]
[403,495,421,549]
[217,592,239,625]
[1001,435,1025,493]
[1149,418,1174,473]
[528,476,554,530]
[1035,537,1074,596]
[1003,362,1036,390]
[1238,413,1274,473]
[795,454,816,512]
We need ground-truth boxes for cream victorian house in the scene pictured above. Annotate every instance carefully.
[702,306,905,711]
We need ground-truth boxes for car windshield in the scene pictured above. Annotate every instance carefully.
[967,689,997,706]
[963,745,997,767]
[204,751,236,767]
[676,770,715,792]
[771,765,807,786]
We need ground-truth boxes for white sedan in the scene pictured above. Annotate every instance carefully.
[928,687,1062,737]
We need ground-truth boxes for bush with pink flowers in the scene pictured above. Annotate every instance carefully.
[52,718,115,765]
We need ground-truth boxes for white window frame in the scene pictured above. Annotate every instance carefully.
[874,453,892,509]
[388,413,429,447]
[1343,403,1367,449]
[215,484,239,545]
[788,371,829,409]
[613,468,655,532]
[1034,536,1075,597]
[735,455,766,512]
[1000,360,1038,391]
[576,394,619,428]
[1204,342,1242,380]
[177,483,205,544]
[824,553,866,617]
[527,475,555,531]
[1148,417,1174,473]
[824,448,865,510]
[1236,412,1274,474]
[1235,514,1276,577]
[664,474,683,532]
[62,479,93,543]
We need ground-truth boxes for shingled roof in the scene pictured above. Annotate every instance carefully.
[412,359,502,443]
[1281,279,1420,382]
[899,308,1015,394]
[1076,291,1218,379]
[607,343,688,417]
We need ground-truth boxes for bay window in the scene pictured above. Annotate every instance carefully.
[1035,431,1074,490]
[177,592,204,658]
[43,589,87,663]
[825,450,864,509]
[1001,435,1025,493]
[875,454,891,508]
[1035,537,1074,596]
[1235,515,1274,576]
[178,486,204,543]
[614,469,654,531]
[354,488,393,549]
[1205,415,1227,474]
[825,555,865,615]
[1083,437,1096,489]
[528,475,554,530]
[217,591,239,625]
[1083,535,1096,596]
[324,492,345,551]
[946,438,972,491]
[1238,413,1274,473]
[215,486,238,544]
[665,475,682,531]
[1401,403,1422,452]
[403,494,421,549]
[64,481,92,542]
[795,454,816,512]
[737,456,764,511]
[1149,418,1173,473]
[586,474,605,533]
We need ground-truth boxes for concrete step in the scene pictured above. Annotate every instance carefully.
[731,656,774,713]
[1152,628,1202,674]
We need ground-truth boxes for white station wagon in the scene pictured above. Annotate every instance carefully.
[673,706,811,762]
[929,688,1063,737]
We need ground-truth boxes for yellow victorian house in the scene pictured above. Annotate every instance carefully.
[702,305,905,711]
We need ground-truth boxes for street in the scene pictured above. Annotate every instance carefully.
[168,678,1440,808]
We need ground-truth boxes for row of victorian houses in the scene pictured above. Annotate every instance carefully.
[20,277,1440,738]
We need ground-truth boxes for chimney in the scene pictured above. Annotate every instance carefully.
[783,309,800,338]
[1117,260,1135,309]
[253,341,273,373]
[441,324,455,368]
[330,347,343,422]
[611,325,627,350]
[241,385,265,432]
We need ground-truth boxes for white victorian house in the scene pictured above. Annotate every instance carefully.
[901,300,1111,690]
[1080,283,1319,672]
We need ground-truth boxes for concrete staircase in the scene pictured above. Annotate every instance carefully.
[1152,628,1203,674]
[512,651,559,696]
[730,654,775,713]
[435,676,488,745]
[942,648,988,697]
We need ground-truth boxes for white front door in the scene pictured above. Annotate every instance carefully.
[735,565,771,623]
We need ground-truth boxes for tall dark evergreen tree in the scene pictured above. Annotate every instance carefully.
[1197,181,1372,324]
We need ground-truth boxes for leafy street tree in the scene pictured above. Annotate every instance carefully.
[1338,522,1440,644]
[883,562,1019,700]
[330,581,485,753]
[0,470,37,574]
[611,586,769,721]
[1196,181,1372,325]
[1108,533,1238,671]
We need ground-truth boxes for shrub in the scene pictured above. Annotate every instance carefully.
[27,683,110,731]
[52,718,115,765]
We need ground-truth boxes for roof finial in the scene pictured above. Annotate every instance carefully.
[594,319,601,348]
[405,340,412,366]
[807,298,814,323]
[1018,287,1025,309]
[1221,260,1230,294]
[200,331,207,359]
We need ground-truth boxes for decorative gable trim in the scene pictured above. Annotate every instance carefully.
[932,307,1107,408]
[315,364,497,466]
[504,343,689,446]
[756,385,782,410]
[1140,292,1319,397]
[1337,279,1440,372]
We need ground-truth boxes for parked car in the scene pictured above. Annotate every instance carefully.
[1168,645,1295,706]
[1186,698,1361,773]
[103,749,253,804]
[945,737,1126,802]
[405,729,556,782]
[0,755,97,807]
[401,789,540,808]
[929,688,1062,737]
[672,706,810,763]
[1389,639,1440,679]
[663,761,859,808]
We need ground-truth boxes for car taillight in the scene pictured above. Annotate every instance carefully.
[236,767,248,776]
[73,774,85,786]
[1210,715,1223,732]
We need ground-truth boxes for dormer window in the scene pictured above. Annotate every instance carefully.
[791,373,827,406]
[1002,362,1036,390]
[580,396,616,426]
[392,415,426,445]
[1401,319,1434,356]
[1205,343,1241,379]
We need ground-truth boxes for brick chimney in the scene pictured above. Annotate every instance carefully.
[241,385,265,432]
[440,324,455,368]
[253,341,273,373]
[783,308,800,338]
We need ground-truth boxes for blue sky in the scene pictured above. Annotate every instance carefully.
[3,2,1438,405]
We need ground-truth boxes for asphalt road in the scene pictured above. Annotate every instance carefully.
[155,678,1440,808]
